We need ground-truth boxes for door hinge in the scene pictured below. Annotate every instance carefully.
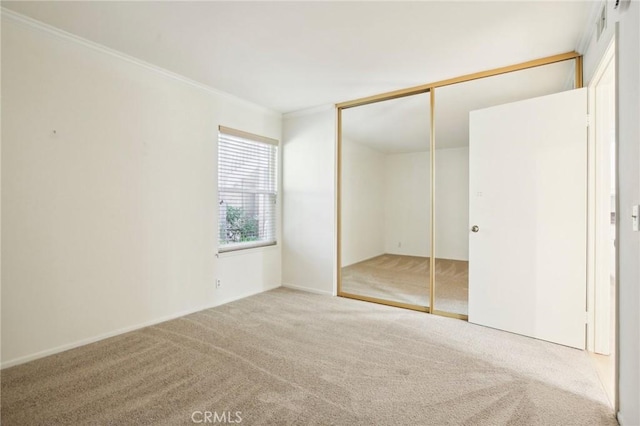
[586,114,591,127]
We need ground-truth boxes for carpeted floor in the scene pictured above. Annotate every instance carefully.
[1,288,616,425]
[342,254,469,314]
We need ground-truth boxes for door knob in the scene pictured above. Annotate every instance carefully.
[471,225,479,233]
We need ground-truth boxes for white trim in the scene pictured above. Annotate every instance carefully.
[282,283,333,296]
[216,241,280,259]
[0,7,280,118]
[218,241,278,257]
[590,39,617,89]
[617,411,625,425]
[586,38,616,354]
[219,126,279,146]
[283,104,335,120]
[1,283,283,369]
[1,302,217,369]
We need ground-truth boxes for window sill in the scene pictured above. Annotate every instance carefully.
[216,243,279,258]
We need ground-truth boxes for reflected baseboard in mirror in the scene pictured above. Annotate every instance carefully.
[341,254,468,314]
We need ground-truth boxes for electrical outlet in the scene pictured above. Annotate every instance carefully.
[216,279,222,288]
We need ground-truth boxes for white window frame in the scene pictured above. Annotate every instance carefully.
[217,126,278,253]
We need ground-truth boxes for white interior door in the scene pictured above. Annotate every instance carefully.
[468,88,587,349]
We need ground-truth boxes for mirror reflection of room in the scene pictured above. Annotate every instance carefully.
[340,60,577,315]
[432,111,469,316]
[340,92,432,308]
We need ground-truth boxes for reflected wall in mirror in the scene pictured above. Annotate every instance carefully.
[340,92,431,308]
[433,59,577,316]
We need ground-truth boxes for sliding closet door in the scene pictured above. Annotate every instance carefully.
[339,92,432,310]
[432,86,470,317]
[337,54,581,320]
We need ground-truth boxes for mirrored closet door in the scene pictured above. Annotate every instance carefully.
[338,52,582,320]
[339,91,432,310]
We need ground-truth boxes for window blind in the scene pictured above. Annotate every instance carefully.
[218,126,278,252]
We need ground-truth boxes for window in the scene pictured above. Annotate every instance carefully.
[218,126,278,252]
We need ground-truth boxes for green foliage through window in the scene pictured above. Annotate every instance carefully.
[223,205,259,243]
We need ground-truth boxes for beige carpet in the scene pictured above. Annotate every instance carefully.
[342,254,469,314]
[1,288,615,425]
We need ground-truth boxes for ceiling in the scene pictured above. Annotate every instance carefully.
[3,1,592,114]
[343,59,575,153]
[342,92,431,153]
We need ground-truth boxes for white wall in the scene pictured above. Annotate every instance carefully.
[1,15,282,367]
[281,107,336,295]
[341,139,385,266]
[384,151,431,257]
[384,148,469,261]
[583,2,640,424]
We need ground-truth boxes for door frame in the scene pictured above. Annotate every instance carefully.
[335,52,583,319]
[586,36,618,409]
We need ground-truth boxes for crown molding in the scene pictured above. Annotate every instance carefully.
[283,104,335,120]
[1,7,281,117]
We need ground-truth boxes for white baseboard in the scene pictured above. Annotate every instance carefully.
[282,283,333,296]
[1,285,281,370]
[0,303,218,370]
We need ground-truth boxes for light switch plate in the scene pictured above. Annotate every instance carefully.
[633,205,639,231]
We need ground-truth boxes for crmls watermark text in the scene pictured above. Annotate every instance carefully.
[191,411,243,424]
